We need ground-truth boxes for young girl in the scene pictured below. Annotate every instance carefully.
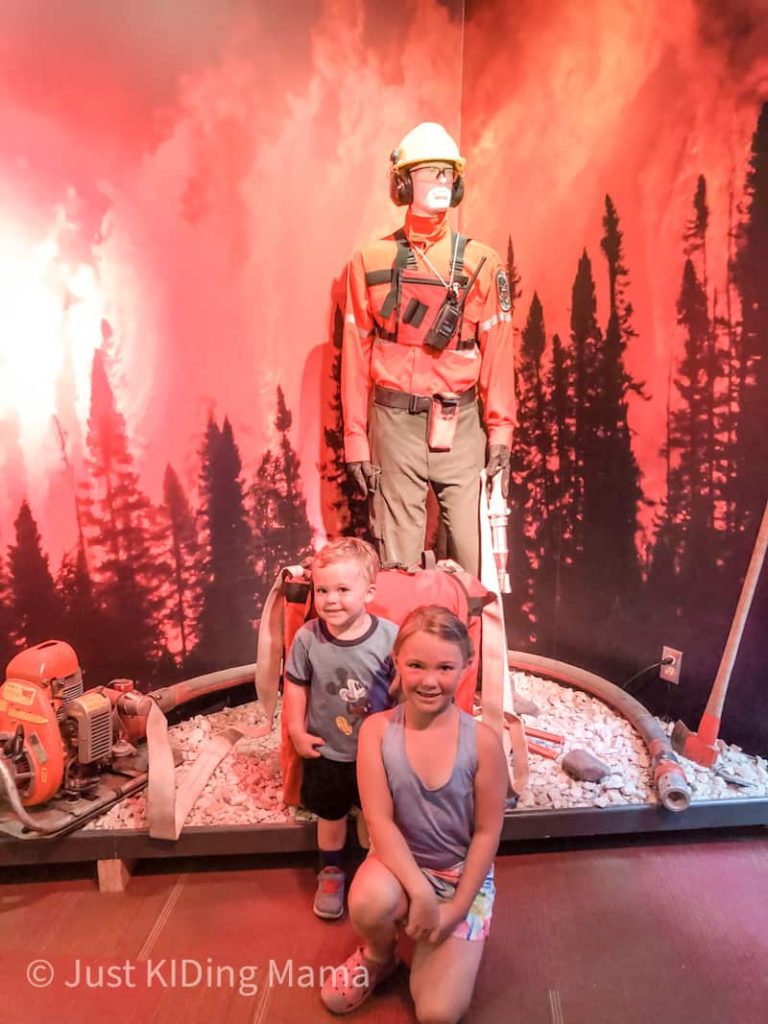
[321,605,508,1021]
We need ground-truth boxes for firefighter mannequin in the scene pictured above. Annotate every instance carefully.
[342,122,515,576]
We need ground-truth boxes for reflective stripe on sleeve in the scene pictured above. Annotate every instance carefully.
[479,312,512,332]
[344,313,371,339]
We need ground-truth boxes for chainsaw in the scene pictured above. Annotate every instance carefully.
[0,639,259,840]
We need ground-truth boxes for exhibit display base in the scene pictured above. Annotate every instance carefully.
[2,798,766,871]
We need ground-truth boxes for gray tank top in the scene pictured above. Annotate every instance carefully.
[381,703,477,870]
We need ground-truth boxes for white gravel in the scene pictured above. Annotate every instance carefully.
[84,675,768,832]
[511,672,768,810]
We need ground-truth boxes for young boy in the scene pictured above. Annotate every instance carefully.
[284,538,397,920]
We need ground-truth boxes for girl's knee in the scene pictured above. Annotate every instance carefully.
[348,859,406,927]
[411,962,475,1024]
[414,1000,467,1024]
[348,876,403,927]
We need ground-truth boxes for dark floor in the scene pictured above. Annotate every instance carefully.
[2,830,767,1024]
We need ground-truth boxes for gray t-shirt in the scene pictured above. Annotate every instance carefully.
[285,615,397,762]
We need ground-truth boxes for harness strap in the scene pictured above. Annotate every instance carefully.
[453,232,468,274]
[379,229,416,319]
[255,564,309,725]
[146,700,270,841]
[378,230,469,325]
[368,270,470,288]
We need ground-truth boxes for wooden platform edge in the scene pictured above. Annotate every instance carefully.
[1,799,766,869]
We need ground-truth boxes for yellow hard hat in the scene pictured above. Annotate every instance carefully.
[391,122,466,174]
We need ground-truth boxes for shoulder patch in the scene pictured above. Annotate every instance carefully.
[496,269,512,313]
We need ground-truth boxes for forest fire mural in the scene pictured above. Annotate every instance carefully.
[0,1,765,751]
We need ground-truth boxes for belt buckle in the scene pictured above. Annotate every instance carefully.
[409,394,427,413]
[434,393,459,411]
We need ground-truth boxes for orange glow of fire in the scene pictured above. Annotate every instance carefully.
[0,216,103,470]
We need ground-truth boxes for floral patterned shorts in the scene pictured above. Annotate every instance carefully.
[420,863,496,941]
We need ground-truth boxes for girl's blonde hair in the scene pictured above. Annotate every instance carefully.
[393,605,473,665]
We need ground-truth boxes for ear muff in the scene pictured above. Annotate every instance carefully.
[389,169,413,207]
[450,175,464,207]
[389,149,413,207]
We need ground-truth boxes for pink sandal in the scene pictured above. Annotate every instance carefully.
[320,945,399,1014]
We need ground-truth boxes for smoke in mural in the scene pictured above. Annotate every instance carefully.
[0,0,765,751]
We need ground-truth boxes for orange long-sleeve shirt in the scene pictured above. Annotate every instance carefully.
[342,210,516,463]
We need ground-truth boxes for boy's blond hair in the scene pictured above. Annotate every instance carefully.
[312,538,380,586]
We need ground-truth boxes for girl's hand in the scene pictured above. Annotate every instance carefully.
[426,901,464,945]
[404,887,440,942]
[290,730,324,758]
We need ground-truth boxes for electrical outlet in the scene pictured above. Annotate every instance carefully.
[660,646,683,685]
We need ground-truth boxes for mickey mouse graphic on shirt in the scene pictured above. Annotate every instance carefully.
[326,675,371,737]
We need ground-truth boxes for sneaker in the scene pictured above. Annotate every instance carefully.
[321,945,399,1014]
[313,866,345,920]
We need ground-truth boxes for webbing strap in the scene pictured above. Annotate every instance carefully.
[453,232,468,274]
[378,230,468,323]
[254,564,307,724]
[146,702,270,840]
[379,230,413,320]
[478,472,529,796]
[365,268,394,286]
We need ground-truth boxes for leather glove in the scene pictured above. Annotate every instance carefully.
[485,444,511,499]
[346,461,380,497]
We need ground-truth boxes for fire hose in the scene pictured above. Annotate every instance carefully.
[507,651,691,812]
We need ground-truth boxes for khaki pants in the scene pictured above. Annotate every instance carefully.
[368,400,486,576]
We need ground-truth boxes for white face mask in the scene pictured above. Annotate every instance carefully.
[411,183,452,215]
[409,165,455,215]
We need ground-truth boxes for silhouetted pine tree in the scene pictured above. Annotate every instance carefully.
[8,501,66,646]
[724,101,768,751]
[651,179,720,600]
[0,548,15,670]
[56,543,113,686]
[598,198,644,555]
[585,200,644,646]
[507,299,536,648]
[319,306,369,539]
[543,331,573,651]
[504,241,530,645]
[721,184,741,533]
[562,224,644,671]
[733,102,768,536]
[251,388,313,610]
[509,294,557,648]
[684,175,709,288]
[194,416,256,670]
[671,257,721,580]
[79,348,164,680]
[687,179,722,528]
[162,464,201,666]
[569,250,602,545]
[505,237,523,317]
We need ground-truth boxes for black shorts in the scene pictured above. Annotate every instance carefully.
[300,755,360,821]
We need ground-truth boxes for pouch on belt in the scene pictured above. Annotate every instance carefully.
[427,394,460,451]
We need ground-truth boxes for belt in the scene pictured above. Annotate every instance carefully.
[373,384,477,414]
